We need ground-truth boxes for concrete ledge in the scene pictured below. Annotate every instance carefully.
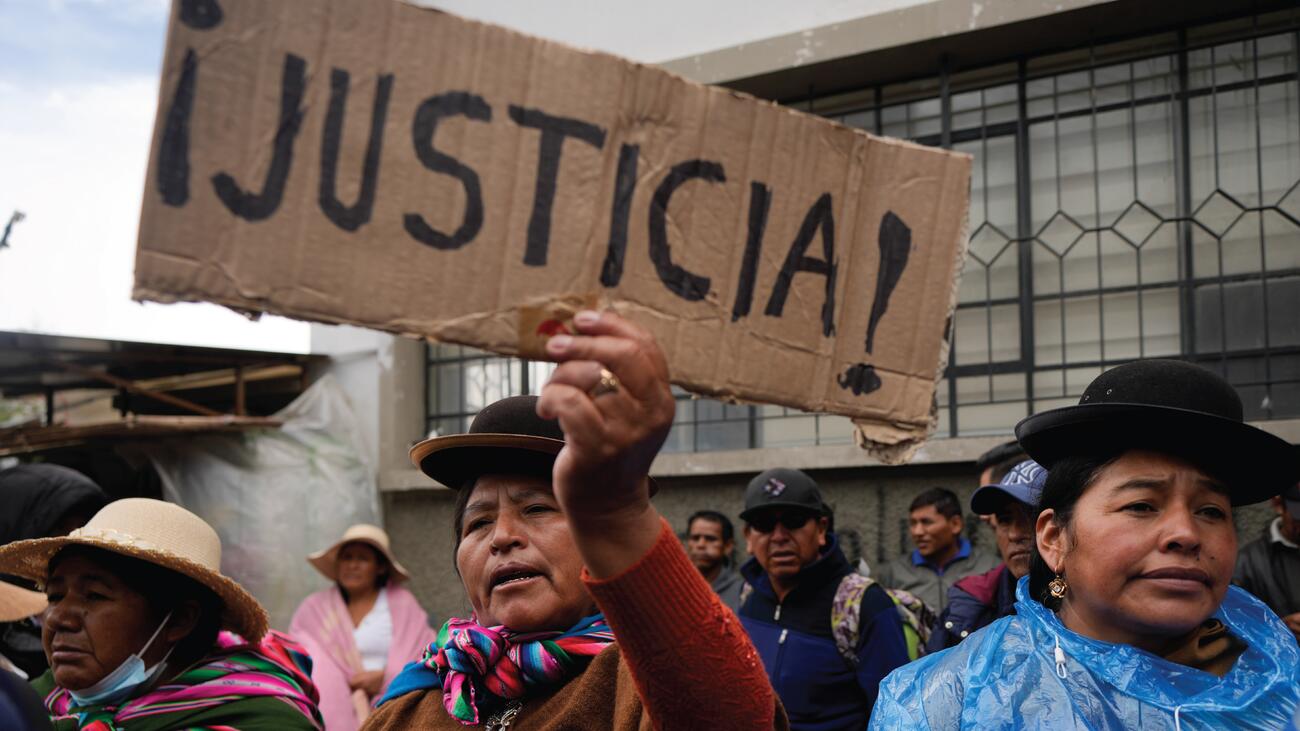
[659,0,1111,85]
[380,468,455,493]
[649,434,1009,478]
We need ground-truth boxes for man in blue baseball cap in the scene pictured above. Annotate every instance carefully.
[924,459,1045,652]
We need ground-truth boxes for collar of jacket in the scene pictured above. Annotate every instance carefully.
[1269,517,1300,549]
[740,532,850,600]
[911,536,973,571]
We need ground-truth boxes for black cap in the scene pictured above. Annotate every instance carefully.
[740,468,827,521]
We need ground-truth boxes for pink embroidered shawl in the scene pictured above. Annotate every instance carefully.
[289,584,435,731]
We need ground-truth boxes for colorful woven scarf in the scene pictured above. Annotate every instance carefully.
[45,630,324,730]
[383,613,615,725]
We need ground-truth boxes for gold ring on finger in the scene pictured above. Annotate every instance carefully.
[589,368,621,399]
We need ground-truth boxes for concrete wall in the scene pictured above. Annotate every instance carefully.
[309,323,428,502]
[382,486,472,623]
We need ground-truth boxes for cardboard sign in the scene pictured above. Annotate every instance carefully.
[133,0,971,461]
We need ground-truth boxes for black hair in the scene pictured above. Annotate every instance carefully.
[909,487,962,519]
[1027,453,1119,608]
[686,510,734,543]
[334,541,391,603]
[47,545,222,670]
[452,477,478,570]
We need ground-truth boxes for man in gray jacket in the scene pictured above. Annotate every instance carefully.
[1235,483,1300,643]
[685,510,744,611]
[875,487,999,613]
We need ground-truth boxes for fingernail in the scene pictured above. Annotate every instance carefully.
[547,334,572,352]
[574,310,600,326]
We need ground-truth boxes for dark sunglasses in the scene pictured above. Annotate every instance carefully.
[748,511,817,533]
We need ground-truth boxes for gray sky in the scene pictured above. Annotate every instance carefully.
[0,0,306,351]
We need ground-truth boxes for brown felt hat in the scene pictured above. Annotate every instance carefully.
[411,395,657,494]
[412,396,564,488]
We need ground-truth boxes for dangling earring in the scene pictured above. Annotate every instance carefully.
[1048,574,1068,600]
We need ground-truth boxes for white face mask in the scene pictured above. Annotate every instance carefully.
[68,610,174,708]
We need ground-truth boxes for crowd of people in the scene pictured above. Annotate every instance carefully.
[1,311,1299,729]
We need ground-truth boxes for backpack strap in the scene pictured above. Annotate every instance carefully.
[833,574,937,665]
[885,587,936,661]
[831,573,871,668]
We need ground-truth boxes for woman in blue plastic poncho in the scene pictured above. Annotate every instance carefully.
[872,359,1300,730]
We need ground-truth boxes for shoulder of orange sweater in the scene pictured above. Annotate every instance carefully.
[583,517,781,730]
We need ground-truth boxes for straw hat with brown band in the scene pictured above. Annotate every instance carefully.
[0,498,268,641]
[0,581,46,623]
[307,524,411,583]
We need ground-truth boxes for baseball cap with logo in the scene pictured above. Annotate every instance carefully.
[970,459,1047,515]
[740,468,828,522]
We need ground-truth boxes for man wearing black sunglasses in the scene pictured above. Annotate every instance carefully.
[737,468,911,731]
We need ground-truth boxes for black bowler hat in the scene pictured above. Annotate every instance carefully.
[1015,359,1298,505]
[411,396,564,489]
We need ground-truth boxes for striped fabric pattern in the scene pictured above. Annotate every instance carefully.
[416,613,615,725]
[46,631,323,730]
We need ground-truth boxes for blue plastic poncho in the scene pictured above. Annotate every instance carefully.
[870,577,1300,730]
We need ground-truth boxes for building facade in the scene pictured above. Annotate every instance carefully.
[327,0,1300,624]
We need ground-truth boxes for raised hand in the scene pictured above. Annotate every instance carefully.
[536,309,675,577]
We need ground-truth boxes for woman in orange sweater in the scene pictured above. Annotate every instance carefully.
[364,311,784,730]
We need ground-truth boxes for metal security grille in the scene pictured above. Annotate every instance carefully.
[830,21,1300,438]
[428,14,1300,448]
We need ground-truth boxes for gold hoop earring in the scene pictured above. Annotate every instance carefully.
[1048,574,1068,600]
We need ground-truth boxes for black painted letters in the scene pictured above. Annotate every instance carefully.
[731,182,772,321]
[211,53,307,222]
[600,143,640,287]
[764,193,837,337]
[157,49,198,207]
[318,70,393,232]
[404,92,492,250]
[508,106,607,266]
[648,160,723,302]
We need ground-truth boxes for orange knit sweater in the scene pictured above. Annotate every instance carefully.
[582,518,782,729]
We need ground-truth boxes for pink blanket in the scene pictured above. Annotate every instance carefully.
[289,585,435,731]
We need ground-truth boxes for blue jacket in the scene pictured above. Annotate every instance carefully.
[872,577,1300,730]
[740,535,910,731]
[925,563,1017,653]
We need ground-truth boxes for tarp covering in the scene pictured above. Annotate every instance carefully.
[141,375,378,630]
